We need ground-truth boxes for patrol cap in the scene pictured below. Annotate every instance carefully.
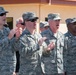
[65,18,76,25]
[44,21,49,27]
[48,13,61,20]
[40,22,45,28]
[22,12,38,21]
[0,7,8,15]
[72,18,76,23]
[40,21,49,28]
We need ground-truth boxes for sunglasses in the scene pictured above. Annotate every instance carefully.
[18,23,25,26]
[0,13,6,16]
[21,23,25,25]
[27,19,37,22]
[73,22,76,25]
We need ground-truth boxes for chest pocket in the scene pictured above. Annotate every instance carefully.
[27,37,35,46]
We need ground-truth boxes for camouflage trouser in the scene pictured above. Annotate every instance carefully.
[19,72,40,75]
[42,73,65,75]
[0,73,13,75]
[66,73,76,75]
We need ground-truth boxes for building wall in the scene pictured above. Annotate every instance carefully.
[40,4,76,33]
[0,4,76,33]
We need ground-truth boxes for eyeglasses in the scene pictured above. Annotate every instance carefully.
[0,13,6,16]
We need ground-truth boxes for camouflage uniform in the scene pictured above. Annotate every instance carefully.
[13,29,42,75]
[41,28,65,75]
[64,31,76,75]
[0,27,16,75]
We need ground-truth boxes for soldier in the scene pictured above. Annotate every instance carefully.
[43,21,49,30]
[0,6,16,75]
[39,21,49,32]
[64,18,76,75]
[14,18,25,75]
[12,12,47,75]
[41,13,65,75]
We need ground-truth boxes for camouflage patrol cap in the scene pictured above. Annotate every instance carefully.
[48,13,61,20]
[72,18,76,23]
[22,12,38,21]
[65,18,76,25]
[40,22,45,28]
[0,6,8,14]
[40,21,49,28]
[44,21,49,27]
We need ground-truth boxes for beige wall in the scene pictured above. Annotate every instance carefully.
[0,4,76,33]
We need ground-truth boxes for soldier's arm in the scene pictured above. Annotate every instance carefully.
[41,32,55,55]
[0,27,18,50]
[41,42,55,57]
[0,37,10,49]
[0,27,11,50]
[12,36,40,55]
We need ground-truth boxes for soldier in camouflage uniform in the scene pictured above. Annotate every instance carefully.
[14,18,25,75]
[12,12,50,75]
[0,7,16,75]
[41,13,65,75]
[64,18,76,75]
[39,21,49,32]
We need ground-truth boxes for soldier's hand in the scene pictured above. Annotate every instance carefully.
[47,42,55,51]
[38,37,47,46]
[15,27,23,39]
[8,28,16,39]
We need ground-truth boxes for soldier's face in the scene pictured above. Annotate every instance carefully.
[25,20,37,30]
[68,22,76,33]
[49,19,60,33]
[40,27,45,32]
[44,26,49,30]
[0,13,6,26]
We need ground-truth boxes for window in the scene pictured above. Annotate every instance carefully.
[6,17,13,30]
